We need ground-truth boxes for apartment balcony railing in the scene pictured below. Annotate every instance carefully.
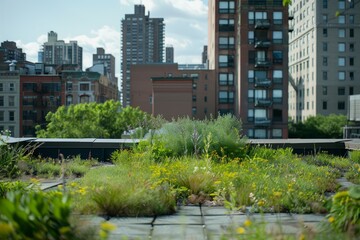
[254,117,272,127]
[255,58,271,68]
[255,99,272,107]
[254,40,271,48]
[255,19,270,29]
[255,78,272,88]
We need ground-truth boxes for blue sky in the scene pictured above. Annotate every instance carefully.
[0,0,208,78]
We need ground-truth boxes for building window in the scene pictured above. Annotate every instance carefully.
[0,83,3,91]
[192,107,197,115]
[273,89,283,103]
[9,111,15,121]
[219,91,234,103]
[349,15,354,24]
[0,111,3,121]
[338,0,345,9]
[0,96,3,106]
[323,14,328,23]
[338,57,345,66]
[350,87,354,95]
[66,95,73,106]
[66,81,73,91]
[80,95,90,103]
[193,83,197,89]
[79,83,90,91]
[272,129,282,139]
[204,96,207,102]
[272,31,283,44]
[350,57,354,66]
[8,96,15,107]
[9,83,15,91]
[273,109,282,122]
[219,55,234,68]
[350,43,354,52]
[338,43,345,52]
[219,73,234,85]
[323,42,328,51]
[192,95,197,102]
[338,29,345,38]
[338,15,345,24]
[273,12,283,24]
[323,28,328,37]
[323,86,327,95]
[350,29,354,38]
[272,51,283,64]
[350,72,354,81]
[254,129,266,139]
[323,0,328,8]
[248,70,254,83]
[247,129,254,138]
[248,109,254,122]
[219,36,235,49]
[338,71,345,81]
[338,87,345,95]
[219,0,235,14]
[273,70,283,83]
[338,101,345,110]
[323,101,327,110]
[219,19,235,31]
[323,57,328,66]
[323,71,328,80]
[248,31,254,44]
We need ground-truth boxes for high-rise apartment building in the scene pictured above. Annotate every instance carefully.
[42,31,83,69]
[165,46,174,63]
[0,41,26,62]
[208,0,289,138]
[121,4,165,106]
[288,0,360,122]
[92,47,117,84]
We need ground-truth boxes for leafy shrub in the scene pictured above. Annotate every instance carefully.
[327,186,360,236]
[0,181,29,198]
[151,115,247,160]
[349,150,360,164]
[0,191,76,239]
[345,164,360,184]
[36,162,61,177]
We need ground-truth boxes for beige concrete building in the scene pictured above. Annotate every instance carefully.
[208,0,290,138]
[288,0,360,122]
[0,71,20,137]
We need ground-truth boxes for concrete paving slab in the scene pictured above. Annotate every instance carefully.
[109,217,154,225]
[154,215,203,225]
[202,206,245,216]
[177,205,202,216]
[108,224,152,237]
[204,214,248,226]
[293,214,326,222]
[151,225,206,240]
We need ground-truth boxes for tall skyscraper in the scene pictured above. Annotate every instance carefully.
[208,0,289,138]
[42,31,83,69]
[121,4,165,106]
[288,0,360,122]
[92,47,117,84]
[165,46,174,63]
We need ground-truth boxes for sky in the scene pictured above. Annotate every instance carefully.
[0,0,208,80]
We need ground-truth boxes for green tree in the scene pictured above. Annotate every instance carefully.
[36,100,153,138]
[289,114,347,139]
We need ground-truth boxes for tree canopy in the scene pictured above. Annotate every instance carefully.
[289,114,347,139]
[35,100,153,138]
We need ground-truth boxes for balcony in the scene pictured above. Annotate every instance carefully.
[254,117,272,127]
[255,58,271,68]
[255,78,272,88]
[255,99,272,107]
[254,40,271,49]
[255,19,270,29]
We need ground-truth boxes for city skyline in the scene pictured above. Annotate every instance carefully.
[0,0,208,83]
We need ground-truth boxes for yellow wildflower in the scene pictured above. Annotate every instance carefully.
[298,233,306,240]
[244,219,252,227]
[236,227,246,234]
[273,191,282,198]
[59,226,71,235]
[100,222,116,231]
[258,199,265,207]
[69,182,77,187]
[0,223,13,236]
[328,216,335,223]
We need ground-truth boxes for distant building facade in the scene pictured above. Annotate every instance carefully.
[208,0,289,138]
[130,63,216,120]
[288,0,360,122]
[121,4,165,106]
[92,48,117,85]
[165,46,174,63]
[42,31,83,69]
[0,71,20,137]
[0,41,26,62]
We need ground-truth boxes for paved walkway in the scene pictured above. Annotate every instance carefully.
[76,205,327,240]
